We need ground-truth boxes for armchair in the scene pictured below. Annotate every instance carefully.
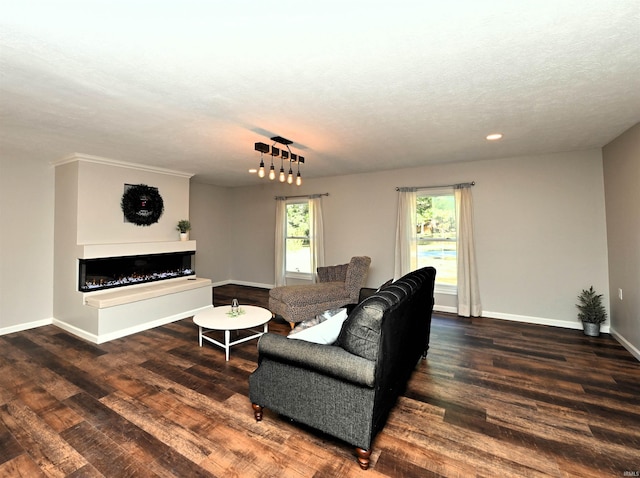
[269,256,371,328]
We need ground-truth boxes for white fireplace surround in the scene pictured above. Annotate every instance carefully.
[53,154,213,344]
[79,239,197,259]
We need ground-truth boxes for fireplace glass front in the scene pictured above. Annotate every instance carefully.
[79,251,195,292]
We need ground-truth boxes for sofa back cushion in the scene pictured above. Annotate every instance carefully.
[337,267,434,362]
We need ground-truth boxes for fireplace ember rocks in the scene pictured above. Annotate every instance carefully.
[79,251,195,292]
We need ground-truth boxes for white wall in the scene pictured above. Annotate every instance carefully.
[603,123,640,359]
[0,154,55,331]
[222,149,610,329]
[74,159,191,244]
[189,181,232,284]
[0,147,615,337]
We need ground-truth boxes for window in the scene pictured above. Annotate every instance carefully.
[416,190,457,291]
[285,201,311,275]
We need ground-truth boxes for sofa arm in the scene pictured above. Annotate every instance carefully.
[257,333,376,387]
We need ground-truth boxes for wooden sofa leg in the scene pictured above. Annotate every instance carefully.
[252,403,263,422]
[355,447,371,470]
[289,322,295,329]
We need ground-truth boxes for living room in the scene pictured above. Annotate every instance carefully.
[1,0,639,354]
[1,2,640,475]
[5,131,640,357]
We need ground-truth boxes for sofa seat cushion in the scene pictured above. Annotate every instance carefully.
[270,282,349,306]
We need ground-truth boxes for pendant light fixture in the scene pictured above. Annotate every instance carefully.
[254,136,304,186]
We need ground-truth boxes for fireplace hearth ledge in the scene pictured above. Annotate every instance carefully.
[85,277,211,308]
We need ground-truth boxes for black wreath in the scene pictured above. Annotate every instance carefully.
[121,184,164,226]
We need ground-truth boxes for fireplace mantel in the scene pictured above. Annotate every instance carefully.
[79,240,196,259]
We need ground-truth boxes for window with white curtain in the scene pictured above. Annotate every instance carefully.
[417,188,457,293]
[285,200,311,277]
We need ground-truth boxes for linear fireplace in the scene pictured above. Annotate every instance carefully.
[79,251,195,292]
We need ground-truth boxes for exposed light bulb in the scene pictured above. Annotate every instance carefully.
[258,159,265,178]
[287,167,293,184]
[269,165,275,180]
[279,167,285,182]
[296,172,302,186]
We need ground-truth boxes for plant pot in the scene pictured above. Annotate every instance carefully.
[582,321,600,337]
[179,232,188,241]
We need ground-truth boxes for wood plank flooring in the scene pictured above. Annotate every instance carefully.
[1,284,639,477]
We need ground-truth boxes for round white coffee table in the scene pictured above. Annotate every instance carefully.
[193,305,272,361]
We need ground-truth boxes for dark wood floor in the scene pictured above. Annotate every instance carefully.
[1,284,638,477]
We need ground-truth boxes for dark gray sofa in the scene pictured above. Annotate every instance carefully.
[249,266,436,470]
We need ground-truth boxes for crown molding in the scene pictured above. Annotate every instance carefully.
[51,153,194,178]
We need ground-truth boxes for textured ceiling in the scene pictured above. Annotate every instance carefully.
[1,1,639,186]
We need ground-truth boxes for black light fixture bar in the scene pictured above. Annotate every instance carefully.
[271,136,293,145]
[254,142,270,153]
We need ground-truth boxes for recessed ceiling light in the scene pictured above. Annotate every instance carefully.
[486,133,503,141]
[248,168,258,174]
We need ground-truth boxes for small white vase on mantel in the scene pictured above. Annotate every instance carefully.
[180,232,188,241]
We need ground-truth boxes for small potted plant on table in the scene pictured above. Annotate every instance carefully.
[176,220,191,241]
[576,286,607,336]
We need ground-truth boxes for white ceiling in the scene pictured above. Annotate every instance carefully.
[1,1,639,187]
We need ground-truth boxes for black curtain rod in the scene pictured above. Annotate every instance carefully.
[395,181,475,191]
[274,192,329,200]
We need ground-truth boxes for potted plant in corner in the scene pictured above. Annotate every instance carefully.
[176,220,191,241]
[576,286,607,337]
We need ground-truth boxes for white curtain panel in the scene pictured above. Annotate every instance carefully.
[455,185,482,317]
[394,188,417,280]
[274,197,287,286]
[309,195,325,283]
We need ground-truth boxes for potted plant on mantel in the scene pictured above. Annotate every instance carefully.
[576,286,607,337]
[176,220,191,241]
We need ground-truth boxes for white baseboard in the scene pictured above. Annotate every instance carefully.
[433,305,457,314]
[0,318,53,336]
[433,307,613,334]
[52,320,100,343]
[213,279,274,289]
[610,327,640,361]
[216,288,609,333]
[481,310,612,332]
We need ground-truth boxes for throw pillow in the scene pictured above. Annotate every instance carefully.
[288,308,348,344]
[337,299,385,361]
